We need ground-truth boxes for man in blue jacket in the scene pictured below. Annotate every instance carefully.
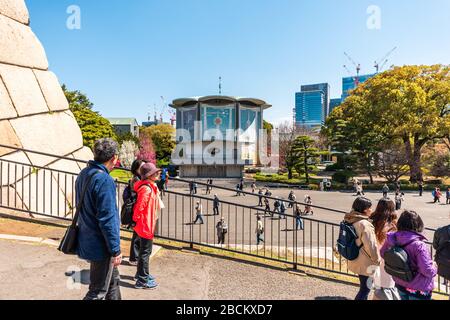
[76,138,122,300]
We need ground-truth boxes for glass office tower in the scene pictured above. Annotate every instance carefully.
[341,74,375,101]
[295,82,329,127]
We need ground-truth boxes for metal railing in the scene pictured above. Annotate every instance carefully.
[0,144,448,296]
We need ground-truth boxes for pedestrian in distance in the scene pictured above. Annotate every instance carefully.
[418,181,424,197]
[280,199,287,219]
[213,194,220,216]
[382,184,389,199]
[251,182,256,193]
[273,198,281,216]
[380,210,437,300]
[294,204,304,231]
[239,181,246,196]
[216,217,228,245]
[193,182,198,195]
[189,181,194,195]
[193,201,204,224]
[287,191,295,208]
[395,192,404,211]
[343,197,381,300]
[263,198,272,217]
[433,187,442,203]
[76,138,122,300]
[236,183,241,196]
[304,195,314,215]
[258,189,264,206]
[370,198,401,300]
[132,162,163,290]
[446,187,450,205]
[256,215,264,245]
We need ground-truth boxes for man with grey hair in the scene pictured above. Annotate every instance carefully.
[76,138,122,300]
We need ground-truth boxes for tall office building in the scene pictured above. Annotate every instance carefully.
[329,98,342,114]
[295,83,330,127]
[341,73,375,101]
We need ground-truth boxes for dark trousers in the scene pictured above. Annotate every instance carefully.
[218,232,225,244]
[84,258,121,300]
[258,197,263,206]
[355,275,371,300]
[136,238,153,284]
[129,231,140,262]
[213,206,219,215]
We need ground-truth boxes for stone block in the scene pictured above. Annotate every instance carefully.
[0,0,29,24]
[34,70,69,112]
[15,169,71,218]
[0,151,30,186]
[0,14,48,69]
[0,120,21,156]
[9,111,83,167]
[0,77,17,120]
[0,64,49,116]
[71,146,93,170]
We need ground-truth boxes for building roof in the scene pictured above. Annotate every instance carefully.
[107,118,139,126]
[170,96,271,109]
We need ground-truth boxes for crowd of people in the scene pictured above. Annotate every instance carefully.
[340,196,450,300]
[71,138,449,300]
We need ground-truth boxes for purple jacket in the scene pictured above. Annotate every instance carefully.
[380,231,437,292]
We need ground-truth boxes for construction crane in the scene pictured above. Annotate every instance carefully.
[374,47,397,73]
[343,64,359,86]
[343,52,361,87]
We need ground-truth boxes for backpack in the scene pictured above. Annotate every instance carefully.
[433,225,450,280]
[383,238,416,282]
[337,221,363,261]
[120,185,146,227]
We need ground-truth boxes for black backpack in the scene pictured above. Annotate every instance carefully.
[433,225,450,280]
[337,221,363,261]
[383,238,416,282]
[120,185,145,227]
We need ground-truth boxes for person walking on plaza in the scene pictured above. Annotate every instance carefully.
[76,138,122,300]
[395,192,404,211]
[263,198,271,217]
[418,181,424,197]
[189,181,194,195]
[287,191,296,208]
[236,183,241,196]
[446,187,450,205]
[239,180,246,196]
[370,199,401,300]
[132,162,163,290]
[206,178,213,195]
[304,195,314,215]
[258,189,264,206]
[265,189,272,197]
[294,204,304,231]
[433,220,450,290]
[381,210,437,300]
[193,200,204,224]
[280,199,287,219]
[216,217,228,245]
[273,198,281,216]
[344,197,381,300]
[193,182,198,195]
[213,194,220,216]
[251,182,256,193]
[433,187,442,203]
[256,216,264,245]
[123,159,144,266]
[382,184,389,199]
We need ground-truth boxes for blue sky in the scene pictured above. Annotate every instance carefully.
[26,0,450,125]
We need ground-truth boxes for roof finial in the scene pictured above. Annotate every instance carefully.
[219,76,222,95]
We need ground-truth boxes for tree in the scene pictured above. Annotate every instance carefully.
[376,142,410,182]
[119,140,139,169]
[141,124,175,167]
[263,120,274,156]
[62,85,117,149]
[323,65,450,182]
[291,135,322,184]
[116,131,139,146]
[136,133,156,165]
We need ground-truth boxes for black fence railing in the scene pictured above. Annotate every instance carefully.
[0,144,448,296]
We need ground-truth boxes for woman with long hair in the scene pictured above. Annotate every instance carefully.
[370,198,400,300]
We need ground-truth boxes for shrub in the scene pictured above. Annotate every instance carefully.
[332,170,354,184]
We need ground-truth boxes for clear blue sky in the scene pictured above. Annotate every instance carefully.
[26,0,450,125]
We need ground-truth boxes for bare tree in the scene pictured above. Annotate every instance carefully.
[376,144,410,183]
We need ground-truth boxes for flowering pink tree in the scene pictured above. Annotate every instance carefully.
[135,133,156,164]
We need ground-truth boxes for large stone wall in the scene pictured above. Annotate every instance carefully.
[0,0,93,217]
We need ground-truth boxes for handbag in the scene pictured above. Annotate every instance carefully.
[58,170,101,255]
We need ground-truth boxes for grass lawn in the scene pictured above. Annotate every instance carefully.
[110,169,132,183]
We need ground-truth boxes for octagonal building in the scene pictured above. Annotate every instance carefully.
[170,96,271,178]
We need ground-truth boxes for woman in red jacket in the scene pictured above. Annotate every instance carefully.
[132,163,162,289]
